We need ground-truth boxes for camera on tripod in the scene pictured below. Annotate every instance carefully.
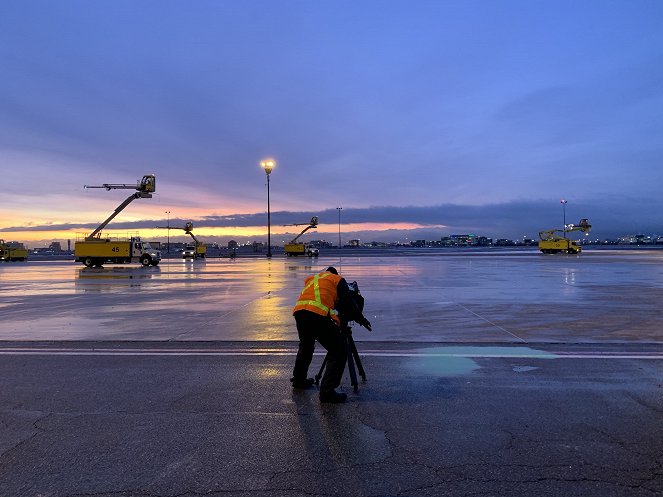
[315,280,368,392]
[338,280,364,330]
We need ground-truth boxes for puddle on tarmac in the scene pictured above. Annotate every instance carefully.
[408,346,556,377]
[410,354,480,376]
[512,365,540,372]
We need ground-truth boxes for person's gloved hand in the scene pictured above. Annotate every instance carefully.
[358,317,372,331]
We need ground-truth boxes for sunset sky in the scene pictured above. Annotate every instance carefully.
[1,1,662,247]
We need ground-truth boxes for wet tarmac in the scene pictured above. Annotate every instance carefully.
[2,250,663,343]
[2,251,663,496]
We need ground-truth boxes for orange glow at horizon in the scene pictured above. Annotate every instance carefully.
[0,222,446,246]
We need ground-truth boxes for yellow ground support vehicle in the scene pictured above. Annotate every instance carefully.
[74,174,161,267]
[75,235,161,267]
[284,217,320,257]
[157,221,206,259]
[538,218,591,254]
[0,240,28,261]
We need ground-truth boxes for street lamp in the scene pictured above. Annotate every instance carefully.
[165,210,171,254]
[260,159,276,257]
[336,207,342,248]
[561,199,567,239]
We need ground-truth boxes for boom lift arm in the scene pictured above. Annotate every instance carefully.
[539,218,591,241]
[285,216,318,244]
[84,175,156,240]
[156,221,202,245]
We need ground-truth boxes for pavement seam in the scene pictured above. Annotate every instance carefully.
[0,411,50,460]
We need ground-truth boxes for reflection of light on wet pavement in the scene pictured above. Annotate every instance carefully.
[4,252,663,342]
[257,367,283,379]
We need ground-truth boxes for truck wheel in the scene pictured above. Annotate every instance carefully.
[140,255,152,266]
[84,258,94,267]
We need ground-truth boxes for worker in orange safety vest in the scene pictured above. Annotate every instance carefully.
[291,266,371,403]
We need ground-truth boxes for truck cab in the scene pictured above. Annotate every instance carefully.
[138,240,161,266]
[306,244,319,257]
[182,245,196,259]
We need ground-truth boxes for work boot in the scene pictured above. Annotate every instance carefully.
[319,390,347,403]
[290,377,315,389]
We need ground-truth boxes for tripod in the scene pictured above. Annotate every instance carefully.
[315,323,366,392]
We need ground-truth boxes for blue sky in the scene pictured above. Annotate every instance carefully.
[1,1,662,244]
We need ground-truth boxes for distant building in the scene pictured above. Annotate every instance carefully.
[438,234,492,247]
[309,239,333,248]
[618,234,652,244]
[450,234,476,246]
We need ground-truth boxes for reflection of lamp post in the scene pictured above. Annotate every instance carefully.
[336,206,342,248]
[165,210,171,254]
[561,199,567,239]
[260,159,275,257]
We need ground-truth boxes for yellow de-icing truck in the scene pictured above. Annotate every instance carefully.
[75,234,161,267]
[156,221,207,259]
[0,240,28,261]
[74,174,161,267]
[538,218,591,254]
[284,216,320,257]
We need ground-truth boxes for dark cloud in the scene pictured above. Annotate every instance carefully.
[4,197,661,241]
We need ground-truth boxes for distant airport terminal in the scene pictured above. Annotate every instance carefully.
[5,231,663,260]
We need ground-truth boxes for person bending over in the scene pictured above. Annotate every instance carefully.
[291,266,371,403]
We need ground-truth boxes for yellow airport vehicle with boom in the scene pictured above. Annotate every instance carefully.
[0,240,28,261]
[157,221,207,259]
[74,174,162,267]
[538,218,591,254]
[284,216,320,256]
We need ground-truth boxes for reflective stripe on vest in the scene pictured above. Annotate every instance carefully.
[293,272,340,323]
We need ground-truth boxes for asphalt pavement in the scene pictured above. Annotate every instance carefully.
[1,340,662,497]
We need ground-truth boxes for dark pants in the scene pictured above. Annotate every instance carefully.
[293,310,347,394]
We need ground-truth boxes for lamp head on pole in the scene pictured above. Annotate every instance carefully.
[260,159,276,175]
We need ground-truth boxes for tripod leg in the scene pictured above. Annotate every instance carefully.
[348,336,366,381]
[345,335,359,392]
[315,353,328,385]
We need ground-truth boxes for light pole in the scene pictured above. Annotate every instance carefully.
[260,159,275,257]
[561,199,567,239]
[336,207,342,248]
[165,210,171,254]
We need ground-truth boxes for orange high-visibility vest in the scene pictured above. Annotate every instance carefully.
[292,271,342,325]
